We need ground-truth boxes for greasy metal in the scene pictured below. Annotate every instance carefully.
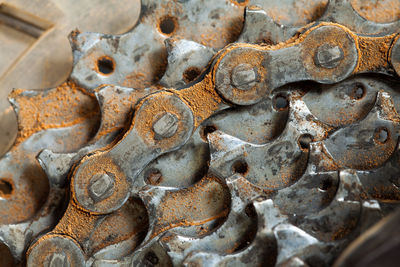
[1,0,400,266]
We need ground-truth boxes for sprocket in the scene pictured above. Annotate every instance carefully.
[1,0,400,266]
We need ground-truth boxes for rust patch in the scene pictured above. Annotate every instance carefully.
[88,197,149,255]
[151,176,230,238]
[351,0,400,23]
[11,82,100,145]
[71,152,129,215]
[94,86,159,140]
[174,74,223,128]
[230,0,249,7]
[53,202,99,243]
[266,0,328,26]
[0,159,49,225]
[354,34,397,73]
[133,91,191,149]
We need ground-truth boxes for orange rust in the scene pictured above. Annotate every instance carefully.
[94,86,159,139]
[209,21,396,95]
[22,19,400,257]
[53,202,99,242]
[232,176,267,200]
[121,0,244,88]
[86,197,149,255]
[229,0,249,7]
[314,144,340,172]
[390,34,400,76]
[143,0,245,49]
[50,197,148,256]
[194,10,244,48]
[335,140,397,170]
[331,216,359,241]
[11,82,100,145]
[0,161,49,224]
[199,124,217,142]
[132,91,191,149]
[215,48,269,104]
[122,50,168,89]
[320,100,374,127]
[257,155,309,191]
[26,234,83,265]
[71,152,129,215]
[368,182,400,202]
[379,90,400,123]
[0,113,102,225]
[211,22,355,71]
[300,23,359,81]
[351,0,400,23]
[354,34,397,73]
[151,176,230,238]
[266,0,328,27]
[174,74,222,128]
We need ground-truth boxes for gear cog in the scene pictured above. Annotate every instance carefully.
[1,0,400,266]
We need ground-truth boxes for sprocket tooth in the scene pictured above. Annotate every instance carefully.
[68,30,106,64]
[302,76,400,128]
[319,0,400,35]
[8,88,40,139]
[138,185,175,244]
[237,6,301,45]
[375,90,400,121]
[93,85,145,141]
[182,198,280,267]
[273,223,324,266]
[0,155,66,263]
[70,31,124,91]
[69,0,246,91]
[207,92,333,191]
[273,170,381,265]
[271,155,340,217]
[137,176,230,245]
[355,141,400,203]
[323,91,400,170]
[208,130,248,174]
[159,175,262,266]
[37,149,75,188]
[7,82,100,146]
[295,170,363,240]
[160,39,215,88]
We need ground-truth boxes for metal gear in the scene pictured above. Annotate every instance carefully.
[1,0,400,266]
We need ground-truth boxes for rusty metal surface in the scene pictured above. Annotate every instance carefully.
[1,0,400,266]
[0,0,141,156]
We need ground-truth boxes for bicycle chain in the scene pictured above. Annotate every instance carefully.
[1,0,400,266]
